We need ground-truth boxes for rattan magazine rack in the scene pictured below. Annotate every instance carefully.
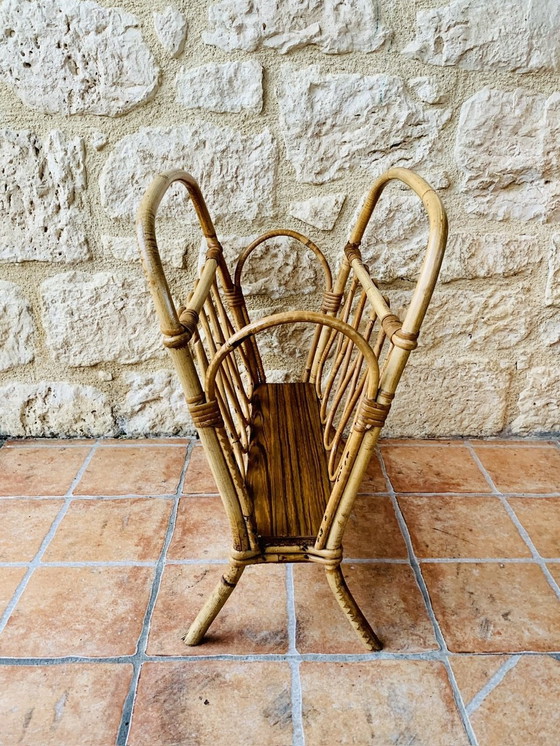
[136,167,447,651]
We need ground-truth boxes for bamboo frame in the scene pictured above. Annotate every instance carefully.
[136,167,447,651]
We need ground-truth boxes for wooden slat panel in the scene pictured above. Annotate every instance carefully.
[247,383,331,540]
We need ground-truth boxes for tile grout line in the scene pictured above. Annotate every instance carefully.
[286,564,305,746]
[5,557,560,570]
[2,648,559,667]
[3,439,557,450]
[116,441,194,746]
[6,489,560,500]
[0,441,99,637]
[466,443,560,602]
[465,654,521,717]
[376,447,479,746]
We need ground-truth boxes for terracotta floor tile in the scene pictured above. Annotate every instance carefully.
[381,444,490,493]
[128,661,292,746]
[0,566,153,657]
[0,567,26,615]
[359,451,388,492]
[43,498,171,562]
[449,654,511,705]
[168,497,229,559]
[74,446,186,495]
[474,445,560,493]
[0,446,89,496]
[547,563,560,585]
[399,496,531,558]
[422,563,560,652]
[294,563,437,653]
[182,447,218,494]
[470,656,560,746]
[0,499,62,561]
[508,498,560,558]
[343,496,407,558]
[0,663,132,746]
[148,564,288,655]
[301,660,469,746]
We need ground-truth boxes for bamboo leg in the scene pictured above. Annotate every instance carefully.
[183,563,245,646]
[325,565,382,651]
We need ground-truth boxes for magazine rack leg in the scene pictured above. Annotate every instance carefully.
[326,565,382,651]
[183,562,245,646]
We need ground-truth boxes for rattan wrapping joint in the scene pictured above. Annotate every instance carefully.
[380,313,402,339]
[222,285,245,308]
[392,328,418,351]
[344,241,362,264]
[321,290,344,314]
[189,398,224,429]
[163,329,194,349]
[355,398,391,431]
[178,308,199,333]
[205,238,223,261]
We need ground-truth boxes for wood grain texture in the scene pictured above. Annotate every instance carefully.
[247,383,331,541]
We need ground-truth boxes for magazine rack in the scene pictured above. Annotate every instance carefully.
[136,167,447,650]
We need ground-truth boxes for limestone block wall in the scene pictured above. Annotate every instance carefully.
[0,0,558,438]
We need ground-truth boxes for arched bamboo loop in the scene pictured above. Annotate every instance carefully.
[136,167,447,653]
[234,229,333,292]
[205,310,379,403]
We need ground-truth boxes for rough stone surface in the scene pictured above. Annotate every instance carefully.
[409,77,445,105]
[0,1,555,439]
[118,371,193,436]
[289,194,345,231]
[389,284,533,352]
[278,65,450,184]
[404,0,560,73]
[0,282,35,372]
[441,234,543,284]
[90,131,108,151]
[249,306,315,360]
[0,0,159,116]
[420,285,533,352]
[100,124,276,222]
[542,315,560,348]
[153,7,188,58]
[199,234,322,299]
[0,382,116,437]
[455,88,560,223]
[40,272,162,367]
[512,368,560,434]
[101,235,187,269]
[386,361,510,437]
[177,61,263,113]
[545,235,560,306]
[0,129,89,263]
[203,0,389,54]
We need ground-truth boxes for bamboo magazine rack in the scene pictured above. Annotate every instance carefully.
[136,167,447,650]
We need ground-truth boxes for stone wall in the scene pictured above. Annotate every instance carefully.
[0,0,558,438]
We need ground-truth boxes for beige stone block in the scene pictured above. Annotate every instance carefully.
[0,0,159,116]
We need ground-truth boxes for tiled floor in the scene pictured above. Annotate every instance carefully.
[0,438,559,745]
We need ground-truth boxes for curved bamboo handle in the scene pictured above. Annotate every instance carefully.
[205,310,380,401]
[135,170,220,336]
[349,167,448,336]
